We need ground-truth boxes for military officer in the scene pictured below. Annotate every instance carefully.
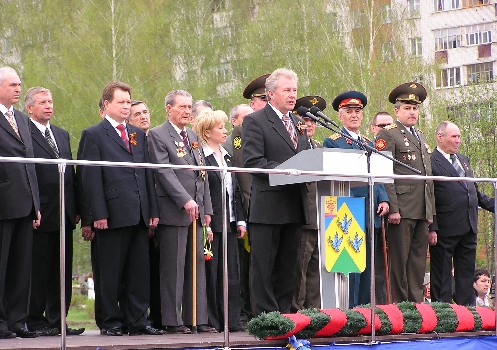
[323,91,390,307]
[374,82,435,303]
[291,95,324,311]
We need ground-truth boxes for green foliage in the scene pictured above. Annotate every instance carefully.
[335,309,367,337]
[431,302,458,333]
[397,301,421,333]
[296,308,330,339]
[246,311,294,339]
[359,304,392,335]
[466,306,482,331]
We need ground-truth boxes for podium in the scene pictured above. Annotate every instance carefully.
[269,148,393,309]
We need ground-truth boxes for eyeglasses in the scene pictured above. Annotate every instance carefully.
[375,123,390,128]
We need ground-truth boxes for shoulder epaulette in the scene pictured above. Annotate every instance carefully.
[416,128,423,134]
[383,123,397,130]
[330,133,341,141]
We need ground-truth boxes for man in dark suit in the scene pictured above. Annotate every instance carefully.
[79,82,163,336]
[323,91,390,307]
[147,90,216,334]
[375,82,435,303]
[0,67,41,339]
[242,68,310,316]
[428,121,494,306]
[25,87,84,336]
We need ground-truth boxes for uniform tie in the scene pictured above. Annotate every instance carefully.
[282,115,298,149]
[116,124,130,151]
[5,110,20,137]
[180,130,190,151]
[44,128,59,158]
[410,127,420,143]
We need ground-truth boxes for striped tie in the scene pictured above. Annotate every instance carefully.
[282,115,298,149]
[44,128,59,158]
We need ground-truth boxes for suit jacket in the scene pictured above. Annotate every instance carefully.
[231,125,251,215]
[429,149,494,235]
[242,104,310,225]
[0,109,39,219]
[303,138,321,230]
[204,151,245,233]
[147,120,213,227]
[30,121,78,231]
[323,127,389,228]
[79,119,159,229]
[375,120,435,221]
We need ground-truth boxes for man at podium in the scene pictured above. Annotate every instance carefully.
[242,68,310,316]
[323,91,390,308]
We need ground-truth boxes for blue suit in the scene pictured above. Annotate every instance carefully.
[323,128,389,307]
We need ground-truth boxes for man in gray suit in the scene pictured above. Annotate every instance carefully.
[0,67,41,339]
[147,90,216,334]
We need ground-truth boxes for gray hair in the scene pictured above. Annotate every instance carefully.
[265,68,298,93]
[164,90,192,107]
[192,100,213,117]
[0,67,18,85]
[25,87,51,107]
[435,120,456,137]
[229,103,250,119]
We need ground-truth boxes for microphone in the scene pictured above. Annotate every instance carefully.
[309,106,340,128]
[296,106,335,132]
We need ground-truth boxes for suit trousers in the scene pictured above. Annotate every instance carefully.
[429,231,476,306]
[291,228,320,311]
[96,225,150,332]
[0,216,34,331]
[249,223,301,316]
[206,222,241,331]
[388,218,429,303]
[27,228,73,330]
[238,237,251,321]
[157,222,208,326]
[148,236,162,328]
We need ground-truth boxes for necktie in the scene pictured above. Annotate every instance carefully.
[44,128,59,158]
[5,110,20,137]
[282,115,298,149]
[450,154,465,177]
[410,127,420,143]
[180,130,190,151]
[116,124,130,151]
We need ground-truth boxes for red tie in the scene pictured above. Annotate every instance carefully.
[180,130,190,151]
[116,124,130,151]
[282,115,298,149]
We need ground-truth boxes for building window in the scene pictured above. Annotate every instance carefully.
[381,4,392,24]
[462,0,489,8]
[436,67,461,88]
[465,24,492,46]
[410,37,422,56]
[407,0,421,17]
[434,28,462,51]
[434,0,461,11]
[466,62,494,84]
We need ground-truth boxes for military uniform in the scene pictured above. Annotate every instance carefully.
[375,82,435,303]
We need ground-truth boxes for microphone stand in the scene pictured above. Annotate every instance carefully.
[299,109,421,343]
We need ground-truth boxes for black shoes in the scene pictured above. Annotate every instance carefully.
[0,330,16,339]
[64,327,85,336]
[100,327,123,336]
[194,325,218,333]
[34,327,59,336]
[12,328,38,338]
[129,325,165,336]
[164,325,192,334]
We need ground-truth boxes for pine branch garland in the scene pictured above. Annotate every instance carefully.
[246,311,294,339]
[296,308,330,339]
[431,302,458,333]
[397,302,422,333]
[466,306,482,331]
[334,309,367,336]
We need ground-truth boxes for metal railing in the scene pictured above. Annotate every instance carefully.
[0,155,496,349]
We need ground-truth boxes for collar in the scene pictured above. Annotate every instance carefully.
[169,121,186,137]
[203,143,228,158]
[0,104,14,116]
[436,146,452,162]
[105,115,126,129]
[268,102,289,120]
[343,126,360,140]
[30,118,51,135]
[397,120,415,132]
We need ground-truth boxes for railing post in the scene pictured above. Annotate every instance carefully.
[58,161,67,350]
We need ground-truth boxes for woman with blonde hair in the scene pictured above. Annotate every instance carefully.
[194,109,245,332]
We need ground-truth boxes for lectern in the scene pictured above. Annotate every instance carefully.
[269,148,393,309]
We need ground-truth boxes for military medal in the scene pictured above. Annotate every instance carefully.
[412,154,416,160]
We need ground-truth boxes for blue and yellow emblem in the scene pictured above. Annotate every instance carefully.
[323,196,365,273]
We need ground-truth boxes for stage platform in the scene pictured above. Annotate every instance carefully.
[0,330,495,350]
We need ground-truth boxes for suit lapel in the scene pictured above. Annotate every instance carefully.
[30,121,57,158]
[433,149,466,190]
[205,153,221,182]
[397,121,421,151]
[165,121,193,165]
[52,126,69,159]
[102,119,130,153]
[0,110,23,142]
